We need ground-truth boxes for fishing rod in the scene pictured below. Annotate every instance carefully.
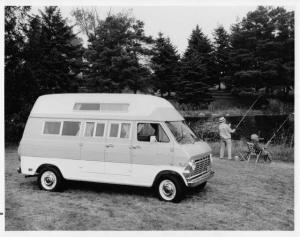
[235,95,262,130]
[265,114,291,147]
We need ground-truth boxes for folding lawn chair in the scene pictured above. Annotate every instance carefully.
[245,142,262,163]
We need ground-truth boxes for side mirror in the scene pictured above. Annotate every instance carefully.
[150,136,157,143]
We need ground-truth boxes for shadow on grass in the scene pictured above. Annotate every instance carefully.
[22,177,210,201]
[64,180,154,198]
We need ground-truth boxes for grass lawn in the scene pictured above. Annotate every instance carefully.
[5,146,294,230]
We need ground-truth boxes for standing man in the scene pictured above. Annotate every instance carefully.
[219,117,236,159]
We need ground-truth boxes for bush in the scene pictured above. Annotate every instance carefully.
[5,104,32,144]
[187,119,220,142]
[266,99,293,114]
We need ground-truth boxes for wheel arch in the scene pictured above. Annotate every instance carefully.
[152,170,187,188]
[36,164,64,179]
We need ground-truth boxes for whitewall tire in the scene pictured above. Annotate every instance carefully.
[156,175,184,203]
[38,167,63,191]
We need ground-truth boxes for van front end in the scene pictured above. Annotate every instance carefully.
[164,120,215,189]
[182,153,214,187]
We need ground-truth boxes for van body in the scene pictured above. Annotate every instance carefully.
[18,94,214,202]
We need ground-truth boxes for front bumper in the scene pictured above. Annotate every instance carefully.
[186,170,214,187]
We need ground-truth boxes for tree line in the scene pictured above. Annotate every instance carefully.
[5,6,294,142]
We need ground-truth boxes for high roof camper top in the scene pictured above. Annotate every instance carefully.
[30,93,184,121]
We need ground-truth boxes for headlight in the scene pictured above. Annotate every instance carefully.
[188,160,196,171]
[183,160,196,177]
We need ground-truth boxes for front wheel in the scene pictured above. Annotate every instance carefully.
[156,175,185,203]
[38,167,63,191]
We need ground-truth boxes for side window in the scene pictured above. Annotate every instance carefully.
[62,121,81,136]
[137,123,169,143]
[95,123,105,137]
[137,123,155,141]
[43,121,61,135]
[158,125,170,142]
[84,122,95,137]
[108,122,131,139]
[120,123,131,138]
[109,123,119,138]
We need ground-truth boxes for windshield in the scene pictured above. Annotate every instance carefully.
[166,121,200,144]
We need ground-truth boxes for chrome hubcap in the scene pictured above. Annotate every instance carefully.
[159,180,176,201]
[41,171,57,190]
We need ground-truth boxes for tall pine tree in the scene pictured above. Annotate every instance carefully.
[177,25,215,106]
[5,6,84,143]
[230,6,294,95]
[151,32,180,97]
[5,7,32,115]
[24,7,84,95]
[5,6,32,142]
[85,12,153,93]
[213,25,230,90]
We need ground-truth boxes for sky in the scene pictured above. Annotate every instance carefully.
[29,5,296,55]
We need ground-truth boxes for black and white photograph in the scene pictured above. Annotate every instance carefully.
[1,0,298,233]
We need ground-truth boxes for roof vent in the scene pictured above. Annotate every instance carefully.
[73,103,129,112]
[73,103,100,111]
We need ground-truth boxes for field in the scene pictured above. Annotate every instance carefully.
[5,146,294,230]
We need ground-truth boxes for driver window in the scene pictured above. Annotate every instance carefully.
[137,123,169,143]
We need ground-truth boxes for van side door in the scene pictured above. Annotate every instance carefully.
[130,122,174,186]
[79,120,107,178]
[104,121,132,176]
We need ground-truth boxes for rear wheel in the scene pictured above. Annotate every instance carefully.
[38,167,63,191]
[156,175,185,203]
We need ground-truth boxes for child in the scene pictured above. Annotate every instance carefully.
[250,134,272,162]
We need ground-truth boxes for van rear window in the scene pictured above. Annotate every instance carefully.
[43,121,61,135]
[62,121,81,136]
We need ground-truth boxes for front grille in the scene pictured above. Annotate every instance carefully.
[190,155,210,178]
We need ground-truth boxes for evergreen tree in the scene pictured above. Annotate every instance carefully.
[85,12,153,93]
[230,6,294,95]
[5,7,31,113]
[5,6,32,142]
[268,7,294,95]
[151,32,180,97]
[5,6,84,143]
[177,25,215,106]
[24,7,84,95]
[213,25,230,90]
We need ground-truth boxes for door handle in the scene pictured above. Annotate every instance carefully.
[129,145,141,149]
[105,144,114,148]
[79,143,83,147]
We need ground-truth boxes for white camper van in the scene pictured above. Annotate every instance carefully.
[18,94,214,202]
